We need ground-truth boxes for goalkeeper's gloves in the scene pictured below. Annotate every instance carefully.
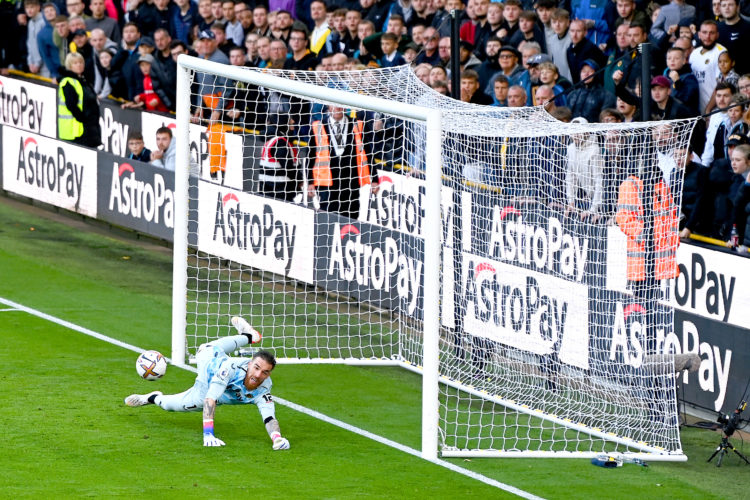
[271,432,290,450]
[203,419,225,447]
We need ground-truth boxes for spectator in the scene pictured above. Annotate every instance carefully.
[566,117,604,220]
[379,32,405,67]
[459,40,481,71]
[65,0,88,19]
[571,0,610,49]
[616,92,640,122]
[690,20,726,113]
[38,3,61,78]
[25,0,48,77]
[340,9,361,57]
[309,0,332,56]
[243,32,259,64]
[729,144,750,251]
[536,60,570,106]
[650,74,693,119]
[171,0,199,44]
[250,5,270,37]
[415,26,441,65]
[127,53,171,112]
[738,73,750,99]
[151,126,176,171]
[665,46,700,115]
[509,11,546,52]
[126,131,153,162]
[270,10,293,44]
[308,105,378,220]
[718,0,750,74]
[497,0,521,45]
[111,21,142,100]
[568,59,616,122]
[94,46,117,98]
[536,0,555,40]
[71,28,96,84]
[651,0,695,45]
[460,69,492,104]
[715,94,749,158]
[677,146,711,239]
[701,81,735,165]
[497,45,523,84]
[535,84,556,112]
[507,84,527,107]
[221,0,243,46]
[52,15,72,71]
[612,22,654,93]
[212,21,236,57]
[268,39,288,68]
[284,28,317,70]
[491,74,510,106]
[191,29,229,120]
[716,50,740,89]
[566,19,606,85]
[133,0,175,38]
[613,0,650,32]
[604,23,632,96]
[258,115,301,201]
[254,36,271,67]
[58,52,101,148]
[547,8,572,81]
[706,133,748,238]
[86,0,121,44]
[477,35,502,94]
[235,1,253,37]
[196,0,216,35]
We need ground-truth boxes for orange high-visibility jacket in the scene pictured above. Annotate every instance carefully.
[310,119,371,187]
[615,175,680,281]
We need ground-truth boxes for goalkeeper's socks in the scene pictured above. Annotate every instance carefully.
[147,393,159,404]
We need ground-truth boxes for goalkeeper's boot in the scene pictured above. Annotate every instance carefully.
[231,316,262,343]
[124,391,162,407]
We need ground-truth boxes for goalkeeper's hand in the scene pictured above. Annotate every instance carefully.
[272,436,290,450]
[203,434,226,447]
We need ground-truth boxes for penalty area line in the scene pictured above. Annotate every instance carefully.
[0,296,543,500]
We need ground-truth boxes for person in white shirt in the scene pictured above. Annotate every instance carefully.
[689,20,727,113]
[565,117,604,221]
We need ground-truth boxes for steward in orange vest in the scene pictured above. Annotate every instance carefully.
[309,107,378,219]
[615,174,680,283]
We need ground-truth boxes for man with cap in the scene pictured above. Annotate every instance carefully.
[128,52,171,112]
[651,74,693,120]
[497,45,524,85]
[71,27,95,84]
[522,52,551,105]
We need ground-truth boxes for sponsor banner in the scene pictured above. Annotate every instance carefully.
[99,100,141,157]
[2,127,97,216]
[197,180,314,283]
[447,251,590,369]
[141,113,244,191]
[315,211,424,318]
[97,151,175,240]
[672,311,749,414]
[0,76,57,137]
[607,228,750,329]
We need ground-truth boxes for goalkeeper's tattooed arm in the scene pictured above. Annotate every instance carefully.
[265,418,290,450]
[203,398,225,447]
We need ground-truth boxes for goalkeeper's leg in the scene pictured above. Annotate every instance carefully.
[200,317,262,355]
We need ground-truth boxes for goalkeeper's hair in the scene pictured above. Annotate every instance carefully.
[253,350,277,369]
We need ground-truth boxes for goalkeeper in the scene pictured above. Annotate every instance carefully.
[124,317,290,450]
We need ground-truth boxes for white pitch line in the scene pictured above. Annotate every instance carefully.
[0,308,20,312]
[0,296,543,500]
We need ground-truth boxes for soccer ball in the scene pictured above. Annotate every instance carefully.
[136,350,167,380]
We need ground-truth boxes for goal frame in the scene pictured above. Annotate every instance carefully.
[172,55,443,460]
[171,55,688,462]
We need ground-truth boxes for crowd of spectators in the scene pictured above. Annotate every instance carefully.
[3,0,750,250]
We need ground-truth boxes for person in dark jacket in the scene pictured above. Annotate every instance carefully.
[566,59,615,122]
[664,46,700,116]
[565,19,606,84]
[650,75,693,120]
[58,52,101,148]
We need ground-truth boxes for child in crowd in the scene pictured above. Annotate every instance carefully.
[717,51,740,90]
[126,131,152,163]
[379,32,405,68]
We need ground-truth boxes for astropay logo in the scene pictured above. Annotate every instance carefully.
[327,221,422,315]
[108,162,174,227]
[16,136,86,205]
[0,78,51,135]
[212,191,297,275]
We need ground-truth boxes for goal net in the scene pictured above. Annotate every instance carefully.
[173,56,696,461]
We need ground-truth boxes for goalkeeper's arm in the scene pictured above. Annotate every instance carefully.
[203,398,225,446]
[265,416,290,450]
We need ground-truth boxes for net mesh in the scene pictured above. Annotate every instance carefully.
[180,63,696,457]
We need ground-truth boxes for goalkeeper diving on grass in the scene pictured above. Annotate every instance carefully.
[124,317,290,450]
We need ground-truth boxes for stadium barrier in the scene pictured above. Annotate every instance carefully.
[0,73,748,419]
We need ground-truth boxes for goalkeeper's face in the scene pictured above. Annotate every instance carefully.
[244,358,274,390]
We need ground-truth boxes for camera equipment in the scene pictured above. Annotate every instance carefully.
[707,400,750,467]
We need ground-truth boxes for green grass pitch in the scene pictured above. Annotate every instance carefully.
[0,195,748,499]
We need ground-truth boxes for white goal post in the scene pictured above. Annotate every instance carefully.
[172,54,695,462]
